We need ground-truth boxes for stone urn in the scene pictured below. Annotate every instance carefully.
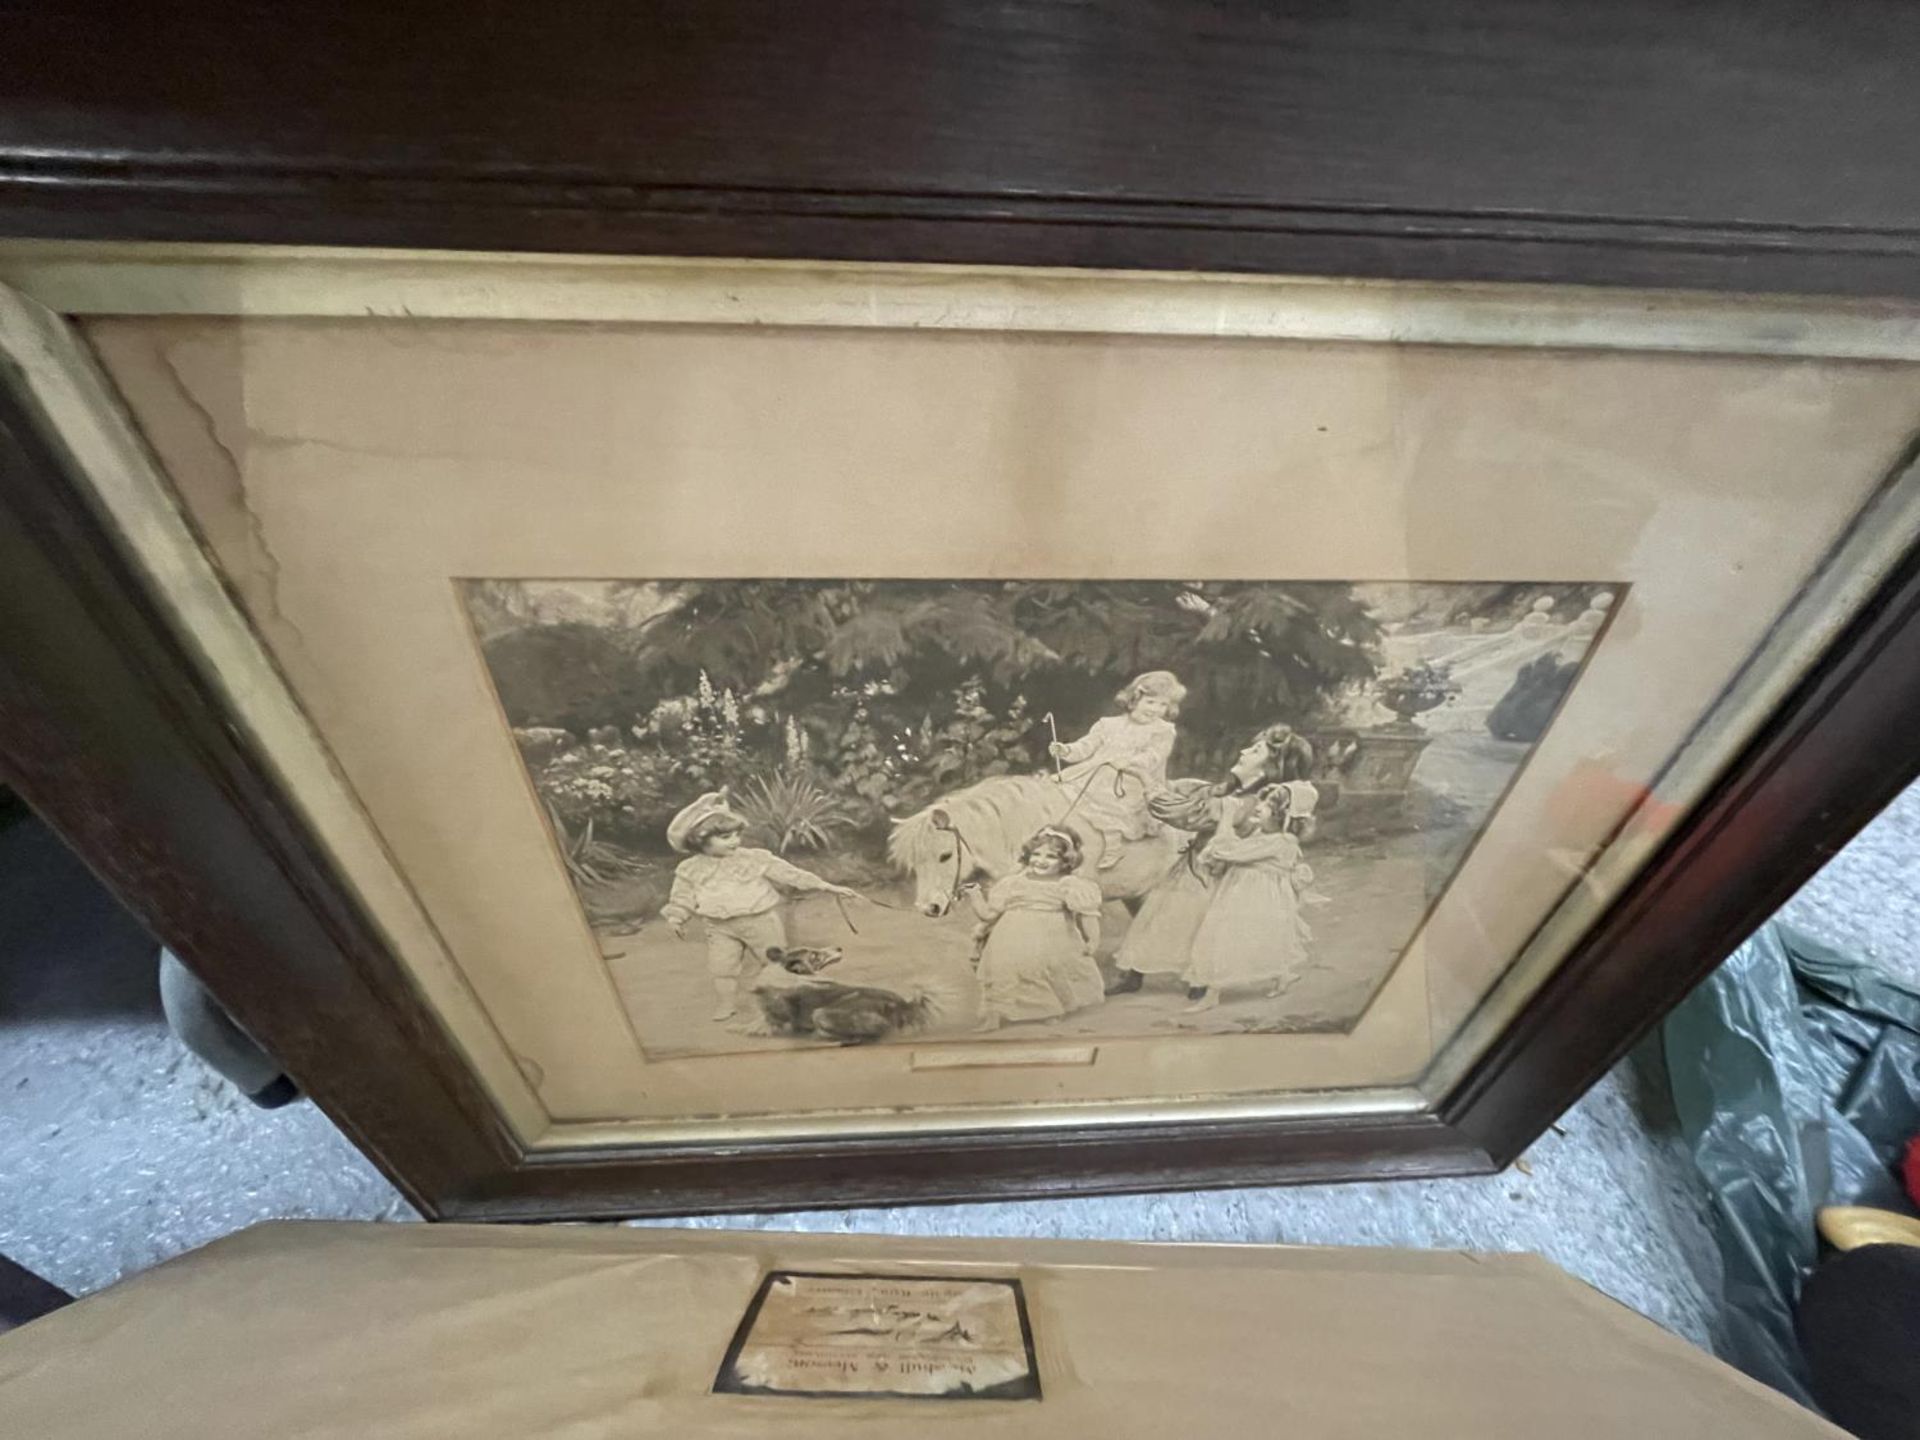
[1374,662,1460,733]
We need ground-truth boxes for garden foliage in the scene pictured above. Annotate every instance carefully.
[490,580,1382,855]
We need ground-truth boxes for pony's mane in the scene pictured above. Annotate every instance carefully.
[887,773,1064,876]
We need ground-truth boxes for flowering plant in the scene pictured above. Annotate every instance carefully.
[536,742,678,837]
[829,681,1039,820]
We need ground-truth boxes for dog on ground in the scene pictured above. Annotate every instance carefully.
[765,945,843,976]
[741,947,937,1044]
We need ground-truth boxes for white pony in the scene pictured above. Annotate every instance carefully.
[888,774,1182,917]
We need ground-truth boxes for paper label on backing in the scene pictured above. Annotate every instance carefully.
[713,1271,1041,1400]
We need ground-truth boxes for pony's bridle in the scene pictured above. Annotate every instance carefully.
[938,821,981,915]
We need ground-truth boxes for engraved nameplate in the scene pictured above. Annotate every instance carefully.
[910,1045,1098,1070]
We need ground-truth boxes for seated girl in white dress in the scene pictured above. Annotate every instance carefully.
[965,826,1106,1032]
[1047,670,1184,869]
[1184,781,1318,1013]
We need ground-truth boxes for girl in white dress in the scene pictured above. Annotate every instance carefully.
[1184,782,1317,1012]
[1108,723,1313,994]
[966,827,1106,1031]
[1047,671,1184,869]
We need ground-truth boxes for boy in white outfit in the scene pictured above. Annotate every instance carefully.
[660,790,860,1020]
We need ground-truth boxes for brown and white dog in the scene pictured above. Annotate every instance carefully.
[742,947,937,1045]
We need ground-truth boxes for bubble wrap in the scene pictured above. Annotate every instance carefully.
[0,998,1716,1347]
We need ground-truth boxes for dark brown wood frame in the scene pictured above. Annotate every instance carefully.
[3,2,1919,1218]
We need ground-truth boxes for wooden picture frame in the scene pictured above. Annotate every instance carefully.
[3,3,1918,1219]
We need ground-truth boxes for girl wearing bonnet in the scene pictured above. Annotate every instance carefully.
[1183,780,1319,1012]
[1107,721,1317,995]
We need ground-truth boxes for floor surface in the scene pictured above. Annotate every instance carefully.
[5,781,1918,1353]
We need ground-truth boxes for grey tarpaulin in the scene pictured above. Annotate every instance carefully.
[1663,921,1920,1404]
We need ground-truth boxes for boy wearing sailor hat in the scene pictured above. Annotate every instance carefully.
[661,790,861,1021]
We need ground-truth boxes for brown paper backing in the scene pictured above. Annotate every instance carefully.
[0,1222,1848,1438]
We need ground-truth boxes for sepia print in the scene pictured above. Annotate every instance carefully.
[462,579,1620,1059]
